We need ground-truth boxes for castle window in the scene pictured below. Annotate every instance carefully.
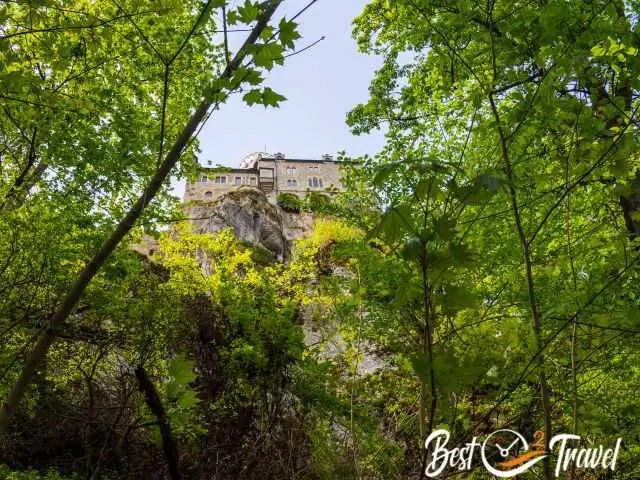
[214,176,226,184]
[200,175,208,183]
[250,177,257,185]
[318,178,323,187]
[204,191,213,199]
[286,167,296,175]
[235,176,241,185]
[287,179,297,187]
[308,165,319,172]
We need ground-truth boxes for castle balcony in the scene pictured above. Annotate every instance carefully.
[259,166,275,194]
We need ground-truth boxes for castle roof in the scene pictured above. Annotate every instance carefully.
[198,154,339,172]
[257,157,339,164]
[198,167,258,173]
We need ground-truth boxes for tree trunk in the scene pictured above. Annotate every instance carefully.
[0,1,282,431]
[490,95,553,480]
[135,366,181,480]
[620,175,640,239]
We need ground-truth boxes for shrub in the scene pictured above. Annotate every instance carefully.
[0,466,79,479]
[277,193,302,213]
[304,192,333,213]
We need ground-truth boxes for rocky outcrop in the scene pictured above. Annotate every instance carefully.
[280,210,315,242]
[184,188,321,261]
[185,188,291,260]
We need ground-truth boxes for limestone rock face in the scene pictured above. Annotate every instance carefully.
[280,210,316,242]
[185,188,289,260]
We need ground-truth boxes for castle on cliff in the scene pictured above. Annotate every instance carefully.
[184,152,343,202]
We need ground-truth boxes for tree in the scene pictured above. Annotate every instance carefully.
[0,0,297,430]
[346,0,640,477]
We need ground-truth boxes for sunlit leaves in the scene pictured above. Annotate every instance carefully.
[278,18,301,50]
[369,204,415,244]
[167,355,197,399]
[233,66,263,86]
[236,0,260,24]
[340,2,640,475]
[252,42,285,69]
[242,86,286,108]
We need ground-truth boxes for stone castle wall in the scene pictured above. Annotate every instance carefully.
[184,155,343,203]
[260,158,342,198]
[184,170,260,202]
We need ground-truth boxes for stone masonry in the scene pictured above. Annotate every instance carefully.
[184,152,343,203]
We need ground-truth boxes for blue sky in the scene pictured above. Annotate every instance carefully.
[195,0,384,168]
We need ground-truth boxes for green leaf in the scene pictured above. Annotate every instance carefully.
[243,88,262,106]
[231,67,263,87]
[261,87,285,107]
[259,26,275,41]
[433,215,457,241]
[371,204,414,244]
[253,42,284,69]
[410,353,432,380]
[226,10,239,25]
[167,355,196,399]
[237,0,259,24]
[372,162,399,186]
[278,18,301,50]
[242,87,286,108]
[177,389,199,409]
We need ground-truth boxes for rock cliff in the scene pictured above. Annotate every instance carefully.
[183,188,315,261]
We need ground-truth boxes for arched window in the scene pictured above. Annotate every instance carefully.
[312,177,319,187]
[318,178,323,187]
[205,191,213,199]
[200,175,208,183]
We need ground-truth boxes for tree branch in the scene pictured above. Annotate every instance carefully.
[0,0,283,431]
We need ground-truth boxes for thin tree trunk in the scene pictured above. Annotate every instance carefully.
[490,95,553,480]
[565,160,580,480]
[1,127,40,210]
[568,320,579,480]
[419,246,436,480]
[135,366,181,480]
[0,1,282,431]
[620,177,640,239]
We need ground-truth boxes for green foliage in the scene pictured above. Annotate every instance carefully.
[0,1,305,476]
[159,225,304,408]
[304,191,334,214]
[3,1,640,478]
[0,466,78,480]
[276,192,302,213]
[333,0,640,476]
[243,86,287,108]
